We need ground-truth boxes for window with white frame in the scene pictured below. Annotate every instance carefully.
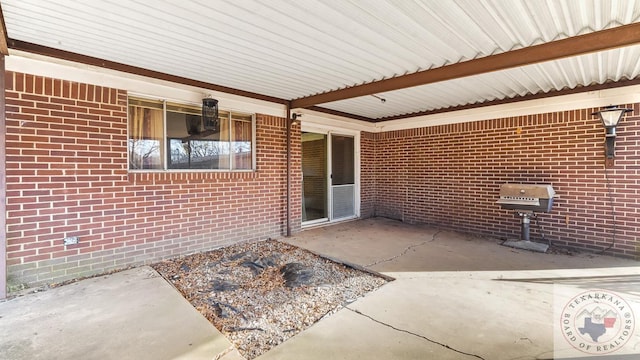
[128,96,255,171]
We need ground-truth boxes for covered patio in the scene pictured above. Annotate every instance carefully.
[1,0,640,297]
[1,0,640,358]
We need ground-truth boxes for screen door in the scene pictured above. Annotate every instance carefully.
[330,135,355,220]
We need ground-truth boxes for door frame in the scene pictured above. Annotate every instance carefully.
[301,123,360,226]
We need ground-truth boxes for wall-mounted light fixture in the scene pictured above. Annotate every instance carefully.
[592,105,632,167]
[291,113,302,123]
[202,97,219,132]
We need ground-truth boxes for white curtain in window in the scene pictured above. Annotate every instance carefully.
[232,118,252,170]
[129,106,163,169]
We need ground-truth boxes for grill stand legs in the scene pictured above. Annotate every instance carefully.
[501,211,549,253]
[521,213,530,242]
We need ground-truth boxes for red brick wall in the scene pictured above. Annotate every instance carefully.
[366,106,640,259]
[360,132,376,218]
[4,71,302,289]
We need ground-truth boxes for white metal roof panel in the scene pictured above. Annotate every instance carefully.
[323,45,640,119]
[3,0,640,119]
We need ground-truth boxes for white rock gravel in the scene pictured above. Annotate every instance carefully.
[152,240,388,359]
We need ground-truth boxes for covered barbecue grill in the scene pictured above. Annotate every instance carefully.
[497,184,556,252]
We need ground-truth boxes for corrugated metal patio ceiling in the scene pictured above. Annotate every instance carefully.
[2,0,640,121]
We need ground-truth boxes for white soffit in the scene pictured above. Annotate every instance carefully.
[2,0,640,120]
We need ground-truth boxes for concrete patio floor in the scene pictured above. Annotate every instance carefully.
[287,217,640,273]
[266,218,640,359]
[0,266,244,360]
[1,217,639,359]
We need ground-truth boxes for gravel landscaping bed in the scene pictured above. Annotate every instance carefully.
[152,239,388,359]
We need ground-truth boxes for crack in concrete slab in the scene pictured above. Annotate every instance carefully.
[214,345,242,360]
[364,230,442,268]
[345,307,486,360]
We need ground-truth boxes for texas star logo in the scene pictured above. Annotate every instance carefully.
[561,289,635,355]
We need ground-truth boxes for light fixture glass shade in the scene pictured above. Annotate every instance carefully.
[591,105,633,167]
[593,106,632,128]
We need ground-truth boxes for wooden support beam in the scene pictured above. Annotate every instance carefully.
[291,23,640,109]
[0,4,9,55]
